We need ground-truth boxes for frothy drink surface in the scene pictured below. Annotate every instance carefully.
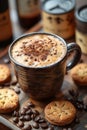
[11,34,66,67]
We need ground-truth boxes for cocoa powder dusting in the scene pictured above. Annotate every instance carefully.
[23,40,50,61]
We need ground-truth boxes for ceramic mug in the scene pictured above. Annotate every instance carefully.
[9,32,81,100]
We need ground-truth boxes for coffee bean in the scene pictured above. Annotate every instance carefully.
[11,80,18,85]
[27,102,35,108]
[62,128,67,130]
[23,124,32,130]
[26,109,33,115]
[75,117,80,124]
[68,128,72,130]
[3,58,10,64]
[32,122,39,129]
[40,122,48,129]
[24,115,31,121]
[76,98,83,104]
[31,113,37,120]
[19,116,24,121]
[12,111,19,117]
[20,109,26,115]
[32,109,39,115]
[84,105,87,111]
[47,126,54,130]
[14,87,20,94]
[38,118,46,123]
[17,121,24,127]
[67,97,73,102]
[23,106,29,111]
[12,117,19,123]
[69,89,78,98]
[34,115,41,122]
[16,83,20,88]
[77,104,83,110]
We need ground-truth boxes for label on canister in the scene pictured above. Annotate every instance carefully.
[42,0,75,39]
[76,30,87,54]
[75,5,87,54]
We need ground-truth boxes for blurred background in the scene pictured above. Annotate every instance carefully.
[0,0,87,49]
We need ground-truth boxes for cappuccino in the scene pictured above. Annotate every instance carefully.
[11,34,66,67]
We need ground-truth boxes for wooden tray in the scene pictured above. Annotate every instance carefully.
[0,22,87,130]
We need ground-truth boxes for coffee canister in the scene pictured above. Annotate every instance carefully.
[75,5,87,55]
[41,0,75,39]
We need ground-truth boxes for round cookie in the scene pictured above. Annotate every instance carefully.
[0,88,19,113]
[70,63,87,86]
[0,64,11,85]
[44,100,76,126]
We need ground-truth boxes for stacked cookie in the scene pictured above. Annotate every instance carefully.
[0,88,19,113]
[44,100,76,126]
[0,64,11,85]
[70,63,87,86]
[0,64,19,113]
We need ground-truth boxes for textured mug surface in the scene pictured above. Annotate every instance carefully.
[9,32,81,100]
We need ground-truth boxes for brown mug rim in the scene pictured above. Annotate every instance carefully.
[8,32,67,69]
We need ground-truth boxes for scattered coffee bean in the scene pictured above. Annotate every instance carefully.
[24,115,31,121]
[26,109,33,115]
[38,118,46,123]
[75,117,80,124]
[31,113,37,120]
[19,116,24,121]
[77,98,83,104]
[69,89,78,99]
[11,80,18,85]
[17,121,24,127]
[34,115,42,122]
[40,122,48,129]
[76,103,83,110]
[32,109,39,115]
[23,124,32,130]
[12,111,19,117]
[23,106,30,111]
[27,102,35,108]
[3,58,10,64]
[84,105,87,111]
[32,122,39,129]
[14,87,20,94]
[67,97,73,102]
[16,83,20,88]
[12,117,19,123]
[20,109,26,115]
[62,128,67,130]
[47,126,54,130]
[68,128,72,130]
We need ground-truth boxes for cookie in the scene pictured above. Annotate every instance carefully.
[44,100,76,126]
[70,63,87,86]
[0,88,19,113]
[0,64,11,85]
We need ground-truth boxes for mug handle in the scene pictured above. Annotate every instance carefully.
[66,42,81,71]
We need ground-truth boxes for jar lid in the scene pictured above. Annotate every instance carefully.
[42,0,75,14]
[75,5,87,33]
[76,5,87,23]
